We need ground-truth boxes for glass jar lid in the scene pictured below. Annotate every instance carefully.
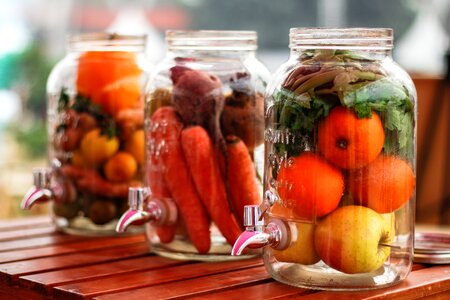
[166,30,257,51]
[68,32,147,52]
[289,27,393,50]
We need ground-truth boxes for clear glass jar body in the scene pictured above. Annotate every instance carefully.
[264,28,416,290]
[145,30,270,260]
[46,33,151,235]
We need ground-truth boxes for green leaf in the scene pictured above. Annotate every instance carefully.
[273,51,415,162]
[354,103,372,118]
[66,92,119,139]
[340,77,414,161]
[272,88,337,157]
[342,78,408,112]
[275,88,312,108]
[57,88,70,112]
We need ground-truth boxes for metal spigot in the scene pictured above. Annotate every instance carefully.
[21,168,53,210]
[128,187,150,211]
[231,200,290,256]
[116,187,178,233]
[243,204,265,230]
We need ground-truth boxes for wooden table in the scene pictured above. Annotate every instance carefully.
[1,217,449,299]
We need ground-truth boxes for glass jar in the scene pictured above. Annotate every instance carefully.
[232,28,417,290]
[22,33,151,236]
[116,30,270,260]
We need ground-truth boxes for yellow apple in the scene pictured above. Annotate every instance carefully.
[273,222,320,265]
[80,128,119,166]
[314,205,392,274]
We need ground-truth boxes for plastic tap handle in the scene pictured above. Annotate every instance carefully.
[231,205,270,256]
[21,168,53,210]
[231,230,270,256]
[231,205,291,256]
[116,208,150,232]
[243,205,264,228]
[128,187,150,211]
[116,187,151,232]
[116,187,178,232]
[32,168,52,188]
[21,187,52,210]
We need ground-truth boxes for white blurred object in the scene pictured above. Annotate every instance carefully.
[0,2,30,56]
[396,0,449,76]
[0,90,22,127]
[107,7,165,63]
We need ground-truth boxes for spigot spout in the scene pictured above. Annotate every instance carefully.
[231,230,270,255]
[116,208,151,232]
[116,187,152,233]
[231,203,291,256]
[21,187,52,210]
[21,168,53,210]
[232,205,269,256]
[116,187,178,233]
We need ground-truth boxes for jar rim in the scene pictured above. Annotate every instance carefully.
[67,32,147,52]
[166,30,257,51]
[289,27,393,50]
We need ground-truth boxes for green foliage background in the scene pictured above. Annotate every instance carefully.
[1,44,54,158]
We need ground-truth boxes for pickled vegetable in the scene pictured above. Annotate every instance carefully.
[51,50,144,228]
[267,49,416,274]
[146,68,264,249]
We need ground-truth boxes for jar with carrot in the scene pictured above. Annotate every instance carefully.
[232,28,417,290]
[22,33,151,235]
[116,30,270,260]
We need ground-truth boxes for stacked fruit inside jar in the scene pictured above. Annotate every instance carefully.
[146,66,263,254]
[266,50,415,274]
[52,51,144,226]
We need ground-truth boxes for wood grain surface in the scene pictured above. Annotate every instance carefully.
[0,217,449,300]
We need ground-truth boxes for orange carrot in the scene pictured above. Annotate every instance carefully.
[147,166,176,244]
[225,136,261,225]
[155,226,176,243]
[181,126,242,246]
[60,165,136,198]
[147,167,171,199]
[149,107,211,253]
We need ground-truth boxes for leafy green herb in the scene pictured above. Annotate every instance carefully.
[57,89,119,139]
[74,95,119,138]
[56,123,67,133]
[383,109,414,160]
[272,49,415,162]
[57,87,70,112]
[99,117,119,138]
[338,78,414,160]
[272,88,336,156]
[342,78,411,112]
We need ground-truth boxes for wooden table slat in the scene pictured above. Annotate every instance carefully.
[188,280,308,300]
[0,234,84,252]
[0,242,149,282]
[53,258,264,299]
[0,234,146,264]
[0,226,57,242]
[0,282,46,300]
[93,266,271,300]
[0,216,52,231]
[0,216,449,300]
[19,255,186,294]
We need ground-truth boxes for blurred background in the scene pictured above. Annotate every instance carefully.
[0,0,449,223]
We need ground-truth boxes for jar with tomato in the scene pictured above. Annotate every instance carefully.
[22,33,151,235]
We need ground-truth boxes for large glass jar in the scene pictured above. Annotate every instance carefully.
[232,28,417,290]
[117,30,270,260]
[22,33,151,235]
